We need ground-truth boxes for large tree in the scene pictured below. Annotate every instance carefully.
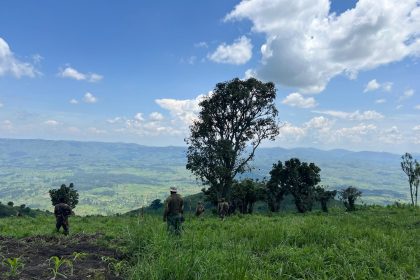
[231,179,264,214]
[186,78,279,204]
[339,186,362,211]
[400,153,419,206]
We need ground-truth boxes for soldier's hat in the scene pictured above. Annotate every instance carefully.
[170,186,177,193]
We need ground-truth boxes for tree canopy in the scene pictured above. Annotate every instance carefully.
[186,78,279,204]
[266,158,321,213]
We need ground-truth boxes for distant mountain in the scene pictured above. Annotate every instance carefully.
[0,138,414,215]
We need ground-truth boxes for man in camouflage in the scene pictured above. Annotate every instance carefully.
[195,201,205,217]
[54,197,72,235]
[163,187,184,235]
[217,198,229,220]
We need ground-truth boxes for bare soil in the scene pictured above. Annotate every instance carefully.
[0,233,124,280]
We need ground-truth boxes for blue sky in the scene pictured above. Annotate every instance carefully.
[0,0,419,153]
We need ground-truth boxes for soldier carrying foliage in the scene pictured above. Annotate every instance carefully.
[54,197,72,235]
[163,187,184,235]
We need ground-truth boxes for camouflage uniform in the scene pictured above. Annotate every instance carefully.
[218,199,229,220]
[163,192,184,235]
[54,202,72,235]
[195,202,205,217]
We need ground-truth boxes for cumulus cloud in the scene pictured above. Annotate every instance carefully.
[413,125,420,131]
[83,92,97,103]
[313,110,384,121]
[304,116,333,132]
[0,37,38,78]
[69,99,78,105]
[335,123,377,142]
[149,112,164,121]
[194,42,208,48]
[364,79,380,92]
[379,126,403,144]
[226,0,420,93]
[59,67,103,82]
[415,105,420,110]
[278,122,306,140]
[44,120,59,126]
[364,80,393,93]
[155,94,208,125]
[375,99,386,104]
[208,36,252,65]
[282,92,317,108]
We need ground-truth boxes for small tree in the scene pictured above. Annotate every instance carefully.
[268,158,321,213]
[339,186,362,211]
[231,179,263,214]
[49,183,79,209]
[401,153,419,206]
[149,199,163,210]
[314,186,337,212]
[7,201,14,207]
[186,78,279,204]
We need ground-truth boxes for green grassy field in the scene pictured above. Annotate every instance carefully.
[1,206,419,279]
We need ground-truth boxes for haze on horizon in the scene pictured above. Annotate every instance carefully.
[0,0,419,153]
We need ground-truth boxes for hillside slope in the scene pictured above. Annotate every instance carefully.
[0,138,414,214]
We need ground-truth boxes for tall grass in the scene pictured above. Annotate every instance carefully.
[0,206,418,279]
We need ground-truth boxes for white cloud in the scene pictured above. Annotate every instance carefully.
[399,89,415,101]
[313,110,384,121]
[413,125,420,131]
[278,122,306,140]
[194,42,208,48]
[226,0,420,93]
[415,105,420,110]
[364,79,392,93]
[69,99,78,105]
[208,36,252,65]
[0,37,38,78]
[282,92,317,108]
[364,79,380,92]
[379,126,403,144]
[304,116,333,132]
[44,120,59,126]
[375,99,386,104]
[83,92,97,103]
[149,112,164,121]
[107,117,123,124]
[335,123,377,142]
[155,94,208,126]
[59,67,103,82]
[382,82,393,92]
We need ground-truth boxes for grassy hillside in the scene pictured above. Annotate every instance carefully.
[0,206,419,279]
[0,138,415,215]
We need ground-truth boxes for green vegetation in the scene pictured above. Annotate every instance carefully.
[0,138,417,214]
[0,206,418,279]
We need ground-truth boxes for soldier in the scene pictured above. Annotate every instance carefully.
[163,187,184,235]
[217,198,229,220]
[54,197,72,235]
[195,201,205,217]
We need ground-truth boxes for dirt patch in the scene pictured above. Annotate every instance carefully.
[0,233,125,279]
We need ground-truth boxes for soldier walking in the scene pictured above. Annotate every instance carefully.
[195,201,205,217]
[54,197,72,235]
[217,198,229,220]
[163,187,184,235]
